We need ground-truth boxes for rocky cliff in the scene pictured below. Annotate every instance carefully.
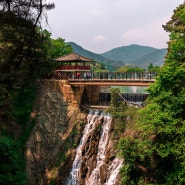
[25,80,87,185]
[25,80,120,185]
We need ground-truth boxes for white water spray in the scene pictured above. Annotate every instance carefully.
[105,157,123,185]
[66,110,123,185]
[130,86,137,93]
[66,110,101,185]
[86,114,112,185]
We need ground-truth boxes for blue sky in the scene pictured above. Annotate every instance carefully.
[44,0,184,53]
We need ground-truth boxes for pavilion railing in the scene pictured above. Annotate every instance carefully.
[55,65,90,70]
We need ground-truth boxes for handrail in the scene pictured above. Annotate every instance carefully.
[67,72,157,81]
[56,65,90,70]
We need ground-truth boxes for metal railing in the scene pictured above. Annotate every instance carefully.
[68,72,157,81]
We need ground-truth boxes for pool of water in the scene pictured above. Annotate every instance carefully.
[100,86,148,94]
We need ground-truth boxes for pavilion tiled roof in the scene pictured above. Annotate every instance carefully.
[54,52,93,62]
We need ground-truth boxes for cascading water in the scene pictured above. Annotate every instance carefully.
[130,86,137,93]
[66,110,123,185]
[66,110,101,185]
[86,113,112,185]
[105,157,123,185]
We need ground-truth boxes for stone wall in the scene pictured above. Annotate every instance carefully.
[84,85,102,105]
[25,80,87,185]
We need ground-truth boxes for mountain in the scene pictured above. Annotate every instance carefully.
[101,44,167,68]
[67,42,167,69]
[131,48,167,67]
[67,42,123,70]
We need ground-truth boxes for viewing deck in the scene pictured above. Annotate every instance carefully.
[49,72,157,86]
[67,72,156,86]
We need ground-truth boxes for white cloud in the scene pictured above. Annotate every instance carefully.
[91,35,107,43]
[120,17,171,48]
[91,8,103,15]
[45,0,183,53]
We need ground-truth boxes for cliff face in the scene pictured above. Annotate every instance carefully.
[25,80,119,185]
[25,80,87,185]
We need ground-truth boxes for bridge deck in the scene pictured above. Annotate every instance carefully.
[68,79,155,86]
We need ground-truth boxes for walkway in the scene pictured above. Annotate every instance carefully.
[51,72,157,86]
[68,72,156,86]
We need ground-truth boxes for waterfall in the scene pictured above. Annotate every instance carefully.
[66,110,123,185]
[86,113,112,185]
[105,157,123,185]
[66,110,101,185]
[130,86,137,93]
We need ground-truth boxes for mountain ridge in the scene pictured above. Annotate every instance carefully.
[101,44,167,67]
[67,42,123,67]
[67,42,167,69]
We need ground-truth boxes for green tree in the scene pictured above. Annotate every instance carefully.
[148,63,154,71]
[0,15,53,116]
[117,66,144,73]
[148,63,160,73]
[0,136,26,185]
[0,0,54,26]
[92,62,107,72]
[48,37,73,59]
[0,2,56,184]
[0,1,55,111]
[118,2,185,184]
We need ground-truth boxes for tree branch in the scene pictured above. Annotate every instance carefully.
[117,92,143,108]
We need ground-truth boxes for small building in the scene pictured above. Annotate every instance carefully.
[54,52,94,79]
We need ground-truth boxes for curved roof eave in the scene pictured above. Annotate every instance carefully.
[54,52,94,62]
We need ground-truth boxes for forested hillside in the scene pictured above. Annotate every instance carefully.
[131,48,167,67]
[67,42,123,69]
[68,42,167,68]
[101,44,166,67]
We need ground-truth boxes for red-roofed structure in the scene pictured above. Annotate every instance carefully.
[53,52,94,79]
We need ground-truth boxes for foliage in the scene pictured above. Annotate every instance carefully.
[0,136,26,185]
[48,37,73,59]
[91,62,108,72]
[148,63,160,73]
[0,1,59,184]
[116,66,144,73]
[0,14,53,107]
[109,88,122,109]
[107,88,138,137]
[10,85,36,126]
[0,0,55,26]
[117,2,185,184]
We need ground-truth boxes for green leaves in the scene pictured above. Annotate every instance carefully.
[0,136,26,185]
[117,2,185,184]
[49,37,73,59]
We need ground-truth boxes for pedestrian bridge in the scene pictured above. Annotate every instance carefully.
[67,72,156,86]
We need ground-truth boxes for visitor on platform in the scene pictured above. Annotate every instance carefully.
[77,72,80,79]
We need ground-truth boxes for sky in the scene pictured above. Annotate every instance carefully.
[44,0,184,54]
